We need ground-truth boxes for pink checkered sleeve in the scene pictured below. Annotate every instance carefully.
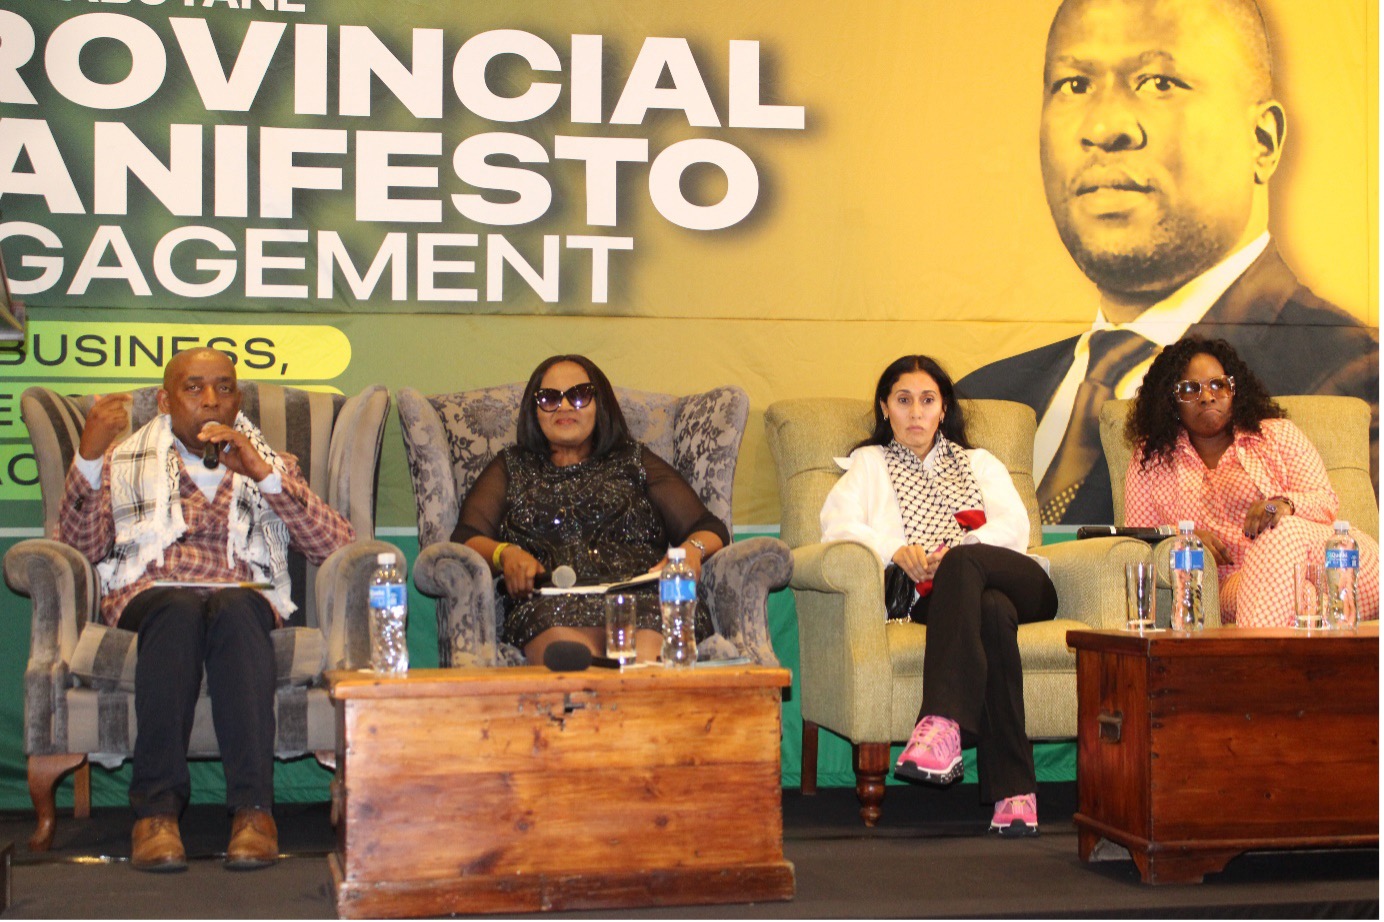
[261,454,356,565]
[55,455,115,565]
[1259,420,1337,525]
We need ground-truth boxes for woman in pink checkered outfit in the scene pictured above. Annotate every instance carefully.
[1123,337,1378,627]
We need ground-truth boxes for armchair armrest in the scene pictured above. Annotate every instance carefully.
[5,538,101,754]
[700,537,791,666]
[4,538,99,666]
[789,540,899,741]
[1039,537,1151,631]
[790,541,890,651]
[315,539,406,671]
[413,541,498,667]
[790,540,883,598]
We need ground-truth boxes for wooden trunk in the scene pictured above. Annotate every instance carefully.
[1068,626,1379,884]
[327,665,795,917]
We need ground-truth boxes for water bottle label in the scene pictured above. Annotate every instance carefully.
[370,584,407,608]
[660,578,696,603]
[1326,548,1360,569]
[1171,548,1204,571]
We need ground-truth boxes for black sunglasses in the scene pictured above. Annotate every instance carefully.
[534,382,597,412]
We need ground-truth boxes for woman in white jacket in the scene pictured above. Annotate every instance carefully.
[820,354,1057,837]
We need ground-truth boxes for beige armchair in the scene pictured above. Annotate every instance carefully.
[4,382,395,851]
[1099,394,1376,625]
[765,397,1150,825]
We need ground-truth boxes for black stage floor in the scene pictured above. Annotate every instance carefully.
[0,782,1376,919]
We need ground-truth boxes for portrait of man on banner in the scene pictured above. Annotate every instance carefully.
[959,0,1379,526]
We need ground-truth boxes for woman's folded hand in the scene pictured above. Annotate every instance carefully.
[499,545,545,598]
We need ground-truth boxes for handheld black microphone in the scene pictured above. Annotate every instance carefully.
[1074,525,1176,543]
[542,641,593,672]
[200,421,221,469]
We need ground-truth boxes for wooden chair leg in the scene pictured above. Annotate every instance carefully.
[27,753,89,852]
[73,761,91,819]
[852,742,889,827]
[800,720,819,796]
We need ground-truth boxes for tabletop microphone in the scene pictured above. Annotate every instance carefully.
[542,641,593,672]
[200,421,221,469]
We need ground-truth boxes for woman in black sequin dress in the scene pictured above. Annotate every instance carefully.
[451,355,728,664]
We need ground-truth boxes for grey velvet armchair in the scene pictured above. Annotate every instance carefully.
[1099,394,1375,625]
[765,397,1151,825]
[396,382,791,667]
[4,382,395,851]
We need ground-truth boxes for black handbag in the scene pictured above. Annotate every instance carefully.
[883,563,916,622]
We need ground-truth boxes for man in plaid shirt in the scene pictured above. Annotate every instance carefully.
[57,348,355,873]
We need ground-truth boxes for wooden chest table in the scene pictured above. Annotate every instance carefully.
[1067,626,1378,884]
[326,665,795,917]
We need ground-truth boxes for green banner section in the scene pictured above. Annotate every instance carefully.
[0,443,36,500]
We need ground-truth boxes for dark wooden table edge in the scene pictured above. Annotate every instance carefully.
[1066,625,1380,656]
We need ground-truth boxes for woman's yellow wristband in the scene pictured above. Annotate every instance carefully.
[492,542,512,568]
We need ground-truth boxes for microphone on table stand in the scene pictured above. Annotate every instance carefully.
[542,641,593,672]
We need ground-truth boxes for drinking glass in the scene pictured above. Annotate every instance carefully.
[1294,561,1325,632]
[604,592,638,665]
[1124,561,1154,633]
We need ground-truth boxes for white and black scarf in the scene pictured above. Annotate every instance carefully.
[99,413,294,617]
[884,435,985,551]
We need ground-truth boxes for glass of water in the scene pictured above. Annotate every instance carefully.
[1294,561,1325,632]
[605,592,638,666]
[1125,561,1154,633]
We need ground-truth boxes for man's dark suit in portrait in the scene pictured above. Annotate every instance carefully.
[958,0,1379,526]
[55,348,356,873]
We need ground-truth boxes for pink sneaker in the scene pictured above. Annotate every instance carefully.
[990,793,1039,837]
[894,715,962,784]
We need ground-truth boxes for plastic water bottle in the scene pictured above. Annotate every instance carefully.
[1169,520,1204,632]
[1323,521,1360,630]
[659,547,697,667]
[368,552,409,676]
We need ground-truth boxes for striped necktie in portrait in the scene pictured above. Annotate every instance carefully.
[1037,328,1160,524]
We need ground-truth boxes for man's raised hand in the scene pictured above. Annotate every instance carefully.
[78,394,132,461]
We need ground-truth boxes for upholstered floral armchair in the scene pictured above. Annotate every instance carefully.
[396,382,790,667]
[4,382,395,850]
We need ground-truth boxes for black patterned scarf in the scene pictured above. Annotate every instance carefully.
[884,435,985,554]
